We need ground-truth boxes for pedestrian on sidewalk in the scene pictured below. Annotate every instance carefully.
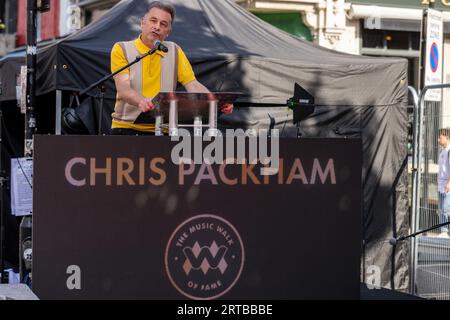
[437,128,450,238]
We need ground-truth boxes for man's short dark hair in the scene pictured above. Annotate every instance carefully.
[146,1,175,21]
[439,128,450,138]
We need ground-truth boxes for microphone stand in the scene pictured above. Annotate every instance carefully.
[390,222,450,245]
[78,46,161,135]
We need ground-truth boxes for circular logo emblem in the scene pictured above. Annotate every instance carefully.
[165,215,245,300]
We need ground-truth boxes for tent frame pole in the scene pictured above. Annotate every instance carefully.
[0,108,8,284]
[55,90,62,135]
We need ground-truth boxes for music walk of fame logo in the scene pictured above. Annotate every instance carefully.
[165,215,245,300]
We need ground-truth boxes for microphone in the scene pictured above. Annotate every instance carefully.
[388,221,450,246]
[154,40,168,53]
[389,238,398,246]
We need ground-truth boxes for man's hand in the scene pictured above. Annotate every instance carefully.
[221,103,234,115]
[114,73,155,112]
[184,80,234,115]
[138,98,155,113]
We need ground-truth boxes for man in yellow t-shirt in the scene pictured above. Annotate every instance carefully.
[110,1,233,135]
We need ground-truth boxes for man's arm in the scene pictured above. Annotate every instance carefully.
[184,80,234,114]
[446,150,450,193]
[113,73,155,112]
[184,79,209,93]
[446,151,450,193]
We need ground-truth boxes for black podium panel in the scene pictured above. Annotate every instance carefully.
[33,136,362,300]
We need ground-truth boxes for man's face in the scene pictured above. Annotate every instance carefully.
[439,134,449,147]
[141,8,172,46]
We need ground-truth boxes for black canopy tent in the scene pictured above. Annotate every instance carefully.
[0,0,409,291]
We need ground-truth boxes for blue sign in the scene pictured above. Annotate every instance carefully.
[431,42,439,73]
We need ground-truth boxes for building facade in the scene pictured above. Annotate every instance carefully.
[0,0,119,56]
[236,0,450,89]
[0,0,17,56]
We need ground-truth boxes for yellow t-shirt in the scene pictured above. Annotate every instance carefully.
[110,36,196,131]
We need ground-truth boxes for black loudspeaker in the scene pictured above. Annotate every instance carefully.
[19,217,32,284]
[0,284,39,300]
[61,108,89,135]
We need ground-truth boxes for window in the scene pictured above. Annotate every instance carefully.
[75,0,120,27]
[386,31,410,50]
[362,27,420,51]
[362,29,383,49]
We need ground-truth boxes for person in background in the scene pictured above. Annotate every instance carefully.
[437,128,450,238]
